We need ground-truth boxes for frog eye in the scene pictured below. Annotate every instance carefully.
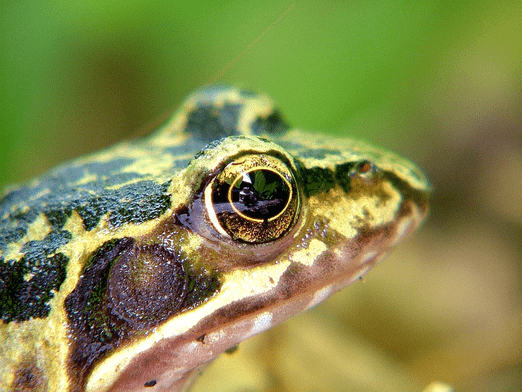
[204,154,300,244]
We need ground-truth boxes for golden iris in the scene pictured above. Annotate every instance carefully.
[205,154,299,244]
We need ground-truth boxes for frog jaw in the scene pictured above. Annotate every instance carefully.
[86,208,426,392]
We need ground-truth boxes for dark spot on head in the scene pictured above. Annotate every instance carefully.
[144,380,157,387]
[250,110,289,135]
[335,162,355,193]
[0,231,70,323]
[184,103,241,142]
[45,208,72,229]
[106,180,172,229]
[196,334,206,343]
[68,179,172,231]
[299,165,336,196]
[382,171,430,216]
[0,227,25,249]
[107,244,188,328]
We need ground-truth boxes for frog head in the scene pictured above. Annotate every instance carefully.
[0,86,429,392]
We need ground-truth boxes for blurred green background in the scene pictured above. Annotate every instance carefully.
[1,1,521,391]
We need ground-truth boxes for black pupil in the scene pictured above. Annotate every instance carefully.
[231,169,289,219]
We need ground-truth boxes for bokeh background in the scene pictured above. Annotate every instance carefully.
[1,1,521,391]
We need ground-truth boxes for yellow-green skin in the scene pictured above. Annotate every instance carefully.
[0,86,429,391]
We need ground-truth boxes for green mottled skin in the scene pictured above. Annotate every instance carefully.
[0,86,429,392]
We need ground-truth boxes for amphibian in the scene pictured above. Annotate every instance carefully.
[0,86,429,391]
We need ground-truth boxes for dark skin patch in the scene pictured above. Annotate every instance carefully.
[334,162,356,193]
[0,208,40,249]
[250,110,289,135]
[200,300,267,332]
[278,262,311,299]
[225,345,239,354]
[383,171,429,215]
[107,244,189,329]
[65,239,134,376]
[0,230,70,322]
[0,226,25,249]
[105,180,171,229]
[184,103,242,142]
[298,165,336,196]
[14,362,47,391]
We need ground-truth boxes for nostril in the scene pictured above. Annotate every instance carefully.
[144,379,157,387]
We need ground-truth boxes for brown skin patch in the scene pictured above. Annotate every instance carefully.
[14,362,47,392]
[203,301,268,331]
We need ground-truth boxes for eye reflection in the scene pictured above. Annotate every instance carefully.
[204,154,300,244]
[230,169,290,220]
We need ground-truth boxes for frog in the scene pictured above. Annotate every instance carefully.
[0,85,429,392]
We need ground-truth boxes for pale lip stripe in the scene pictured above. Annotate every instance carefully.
[306,285,333,310]
[245,311,274,338]
[360,250,378,265]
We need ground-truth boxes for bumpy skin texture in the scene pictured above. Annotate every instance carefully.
[0,86,429,392]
